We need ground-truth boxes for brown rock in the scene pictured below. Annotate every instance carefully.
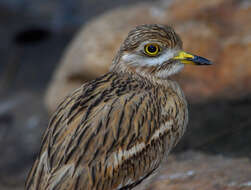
[136,151,251,190]
[216,36,251,98]
[45,0,251,113]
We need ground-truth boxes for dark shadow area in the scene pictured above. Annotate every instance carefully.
[14,27,51,46]
[175,94,251,159]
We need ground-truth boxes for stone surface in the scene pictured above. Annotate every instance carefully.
[216,36,251,98]
[144,151,251,190]
[2,148,251,190]
[45,0,251,113]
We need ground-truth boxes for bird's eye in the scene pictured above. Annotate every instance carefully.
[144,43,160,56]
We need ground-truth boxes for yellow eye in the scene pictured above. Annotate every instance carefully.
[144,43,160,56]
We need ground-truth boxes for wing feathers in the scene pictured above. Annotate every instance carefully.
[26,72,187,190]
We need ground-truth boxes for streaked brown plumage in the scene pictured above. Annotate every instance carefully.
[26,24,212,190]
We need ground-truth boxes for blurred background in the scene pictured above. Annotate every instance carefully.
[0,0,251,189]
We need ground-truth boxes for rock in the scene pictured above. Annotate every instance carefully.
[136,151,251,190]
[216,36,251,98]
[45,0,251,113]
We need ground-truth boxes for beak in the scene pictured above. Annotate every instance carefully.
[173,51,213,65]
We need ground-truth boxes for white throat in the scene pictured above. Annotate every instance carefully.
[155,63,184,78]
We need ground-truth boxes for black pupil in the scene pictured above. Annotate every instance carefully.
[148,45,157,53]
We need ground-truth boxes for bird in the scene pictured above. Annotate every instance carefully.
[25,24,212,190]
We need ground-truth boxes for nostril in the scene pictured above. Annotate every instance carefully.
[13,27,51,46]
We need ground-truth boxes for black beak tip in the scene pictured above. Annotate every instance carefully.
[187,56,213,65]
[194,56,213,65]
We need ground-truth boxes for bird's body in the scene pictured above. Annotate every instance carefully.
[26,24,212,190]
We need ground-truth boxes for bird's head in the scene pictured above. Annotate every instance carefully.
[111,24,212,79]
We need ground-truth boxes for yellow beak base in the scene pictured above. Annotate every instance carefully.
[173,51,212,65]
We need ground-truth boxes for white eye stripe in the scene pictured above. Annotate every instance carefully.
[121,49,178,67]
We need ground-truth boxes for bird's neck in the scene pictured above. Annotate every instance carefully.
[111,65,181,94]
[111,54,183,89]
